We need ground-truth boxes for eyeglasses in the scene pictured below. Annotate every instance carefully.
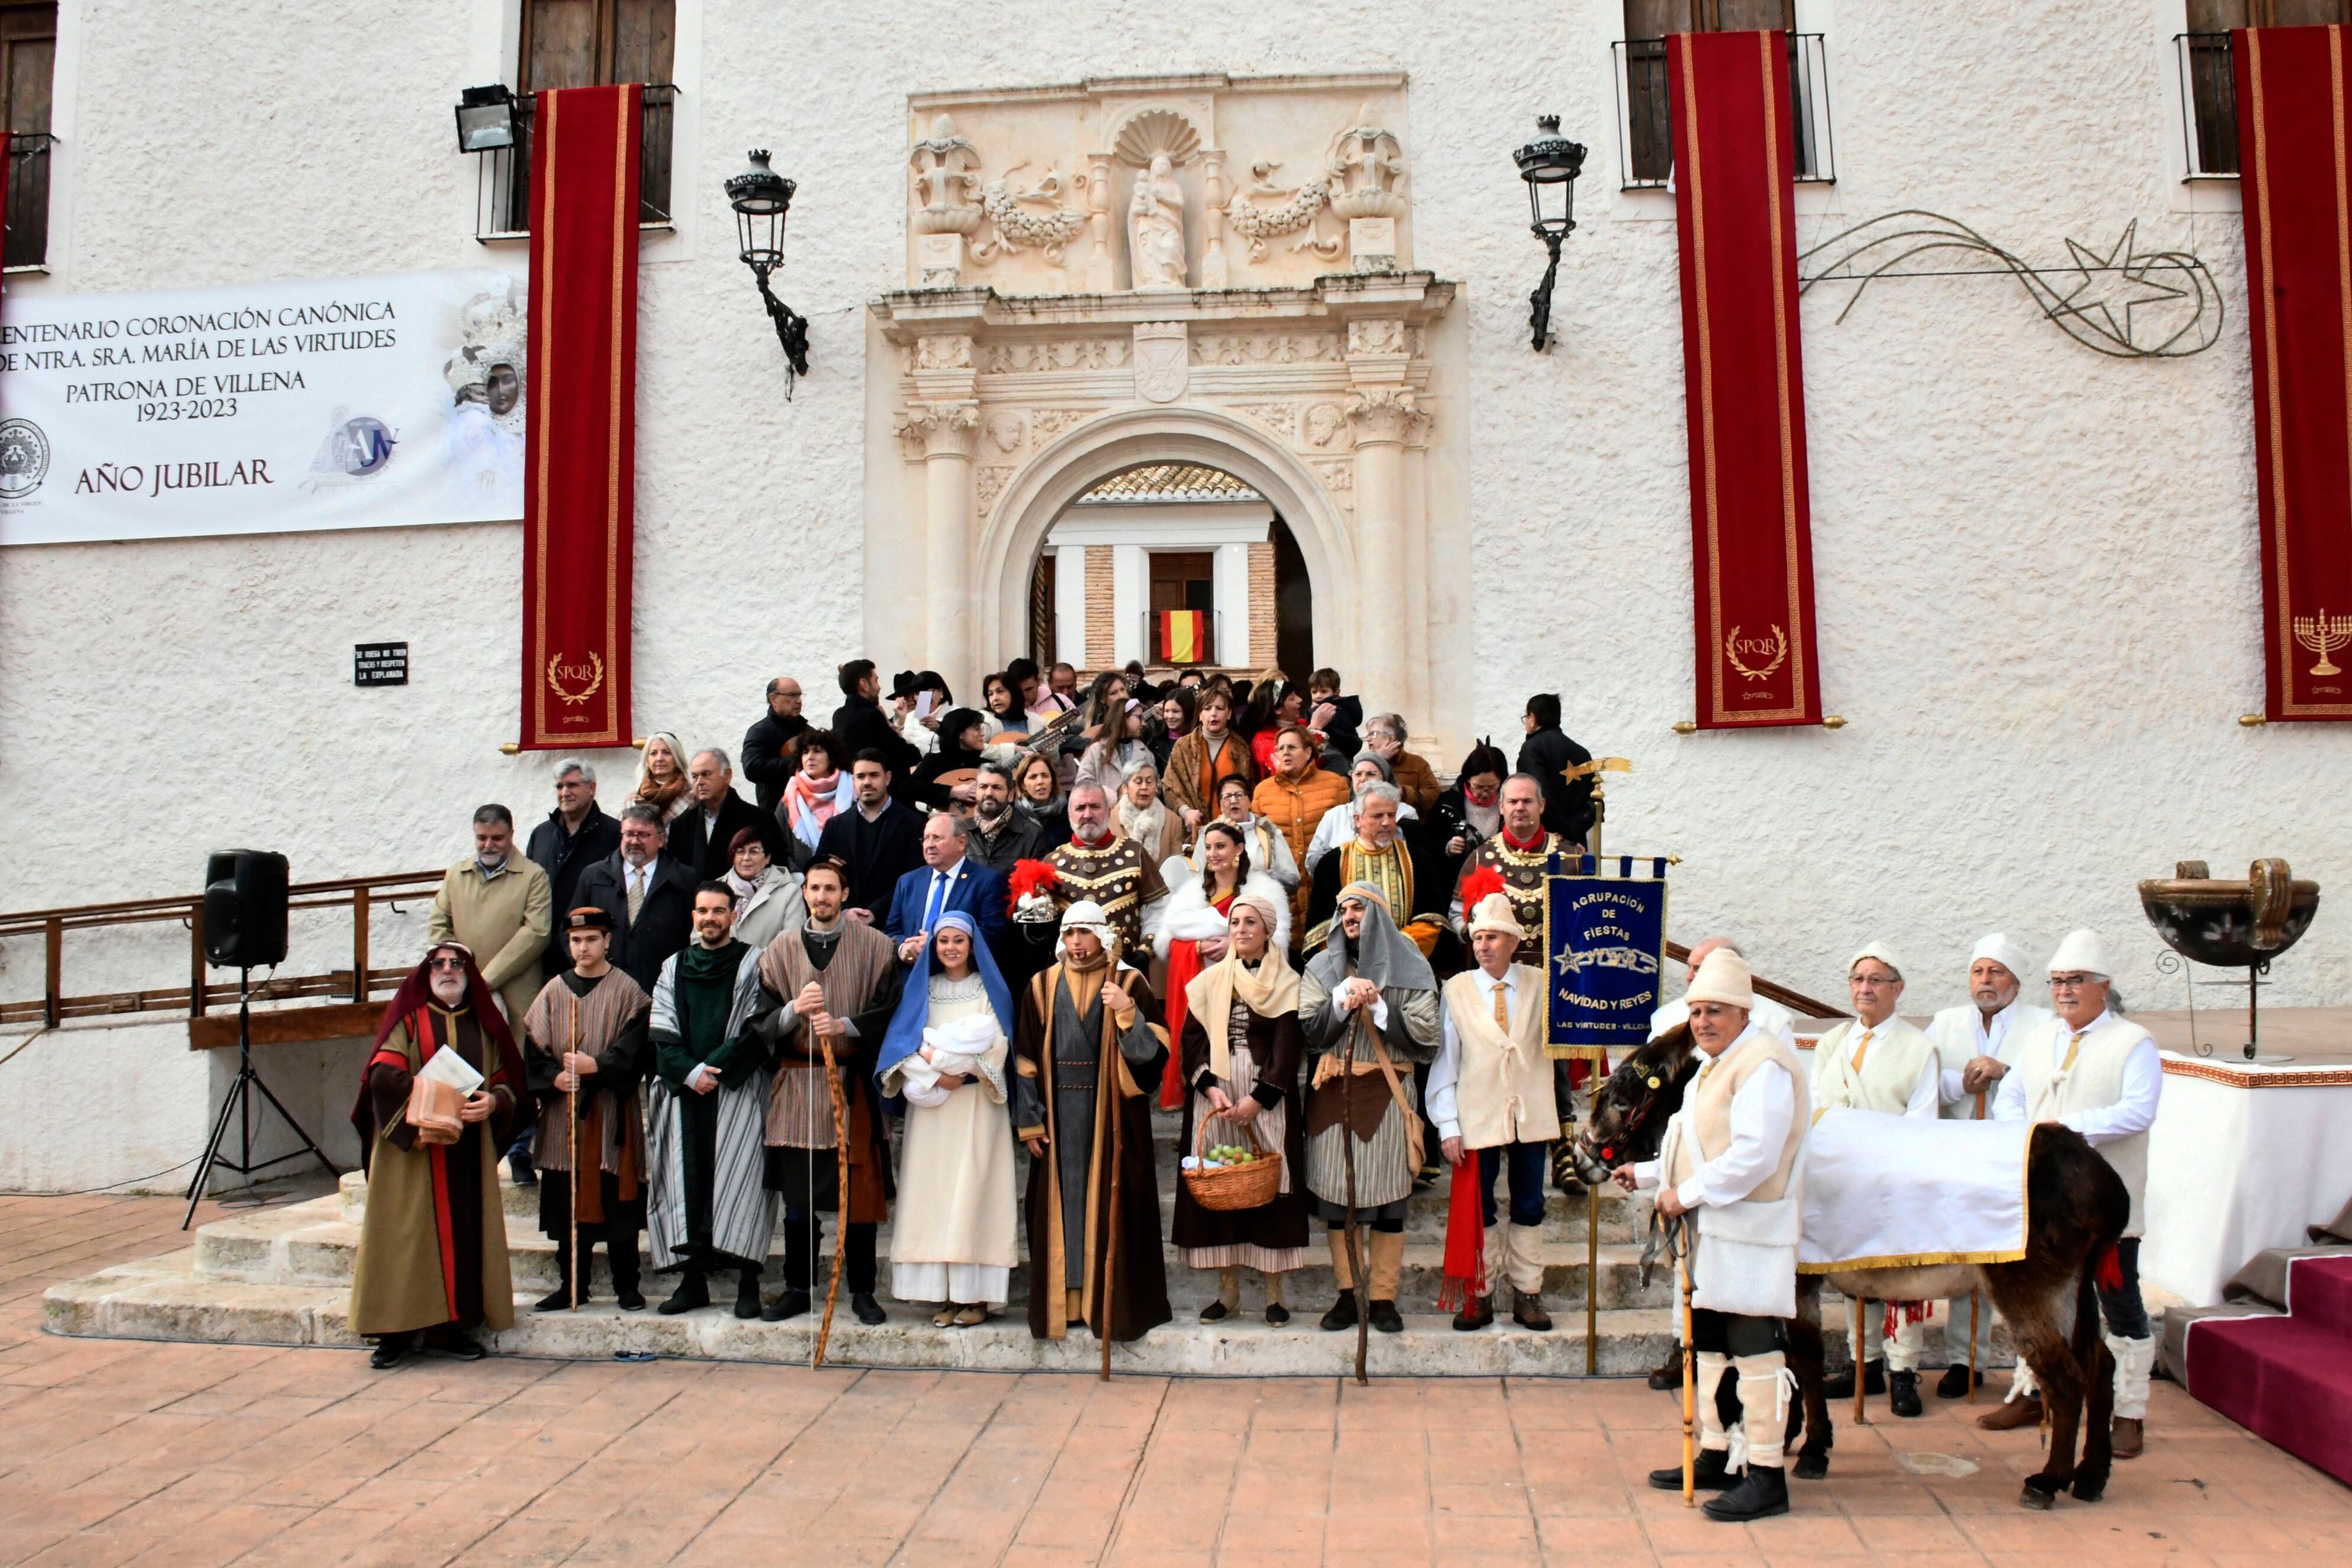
[428,957,467,972]
[2049,974,2096,989]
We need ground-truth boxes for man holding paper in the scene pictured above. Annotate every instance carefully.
[349,942,525,1370]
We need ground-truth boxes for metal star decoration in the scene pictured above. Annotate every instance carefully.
[2047,222,2191,351]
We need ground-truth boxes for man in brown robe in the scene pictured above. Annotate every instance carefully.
[522,908,651,1312]
[349,942,525,1368]
[745,855,902,1325]
[1014,900,1171,1342]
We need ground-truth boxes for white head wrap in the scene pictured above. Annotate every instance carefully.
[1969,932,2035,985]
[1847,942,1905,981]
[1467,891,1525,942]
[2047,928,2112,978]
[1056,898,1118,957]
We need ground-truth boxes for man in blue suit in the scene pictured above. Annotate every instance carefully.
[886,811,1008,966]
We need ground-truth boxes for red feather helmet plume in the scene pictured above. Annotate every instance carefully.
[1007,859,1060,902]
[1458,865,1508,915]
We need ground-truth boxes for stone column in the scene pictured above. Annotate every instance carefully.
[1344,387,1424,719]
[1400,407,1434,735]
[897,400,979,683]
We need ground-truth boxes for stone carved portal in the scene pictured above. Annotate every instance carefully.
[869,73,1463,743]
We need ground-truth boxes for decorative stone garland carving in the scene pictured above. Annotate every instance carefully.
[1233,403,1300,439]
[971,163,1089,267]
[980,340,1132,374]
[1192,332,1344,365]
[1225,163,1339,261]
[1028,408,1099,443]
[976,465,1014,516]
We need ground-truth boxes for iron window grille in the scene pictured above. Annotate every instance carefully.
[2176,33,2239,178]
[1612,32,1835,188]
[471,83,676,241]
[3,131,52,269]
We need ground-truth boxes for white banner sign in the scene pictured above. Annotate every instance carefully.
[0,268,528,545]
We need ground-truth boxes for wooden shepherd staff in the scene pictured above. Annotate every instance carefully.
[567,1007,581,1312]
[1100,931,1126,1382]
[1677,1214,1696,1506]
[1853,1299,1871,1426]
[1345,1008,1370,1385]
[1971,1084,1987,1403]
[812,1028,852,1369]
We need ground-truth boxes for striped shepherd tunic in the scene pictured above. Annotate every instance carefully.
[645,943,776,1270]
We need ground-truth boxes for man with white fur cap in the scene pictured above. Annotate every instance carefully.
[1611,947,1811,1522]
[1429,885,1561,1332]
[1924,932,2055,1396]
[1984,928,2161,1458]
[1811,943,1940,1415]
[1648,935,1797,1047]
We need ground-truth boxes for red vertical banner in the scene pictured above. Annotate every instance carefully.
[520,84,639,750]
[1670,31,1824,730]
[2237,26,2352,721]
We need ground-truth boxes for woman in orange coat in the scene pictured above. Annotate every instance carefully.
[1249,724,1350,948]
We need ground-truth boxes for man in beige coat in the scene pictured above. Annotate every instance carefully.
[429,804,554,1029]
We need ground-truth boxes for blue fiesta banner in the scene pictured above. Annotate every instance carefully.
[1545,863,1669,1053]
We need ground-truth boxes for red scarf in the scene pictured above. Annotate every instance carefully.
[1438,1152,1488,1311]
[1501,824,1548,853]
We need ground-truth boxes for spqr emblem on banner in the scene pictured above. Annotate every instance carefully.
[1545,854,1671,1055]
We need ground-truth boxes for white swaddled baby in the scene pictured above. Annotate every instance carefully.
[895,1011,1005,1101]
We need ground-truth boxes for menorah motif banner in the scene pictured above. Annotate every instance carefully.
[520,83,640,750]
[1669,30,1825,730]
[2236,27,2352,721]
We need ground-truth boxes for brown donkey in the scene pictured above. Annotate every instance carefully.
[1572,1024,2130,1509]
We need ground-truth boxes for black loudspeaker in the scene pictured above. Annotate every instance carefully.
[203,850,289,968]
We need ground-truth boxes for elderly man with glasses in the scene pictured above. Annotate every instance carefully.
[1984,930,2163,1460]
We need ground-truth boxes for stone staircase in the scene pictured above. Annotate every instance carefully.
[47,1114,1981,1377]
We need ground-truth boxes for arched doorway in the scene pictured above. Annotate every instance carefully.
[976,403,1357,693]
[1021,461,1315,676]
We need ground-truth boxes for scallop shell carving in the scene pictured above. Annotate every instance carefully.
[1114,109,1201,168]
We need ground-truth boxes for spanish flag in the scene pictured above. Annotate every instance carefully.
[1158,610,1207,664]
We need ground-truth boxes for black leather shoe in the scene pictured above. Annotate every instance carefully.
[1650,1447,1739,1491]
[1319,1294,1358,1332]
[1821,1360,1885,1399]
[760,1287,812,1323]
[852,1292,886,1326]
[1702,1464,1789,1522]
[734,1270,764,1320]
[1368,1299,1405,1335]
[508,1148,536,1187]
[658,1273,709,1315]
[1200,1300,1232,1322]
[1453,1294,1494,1332]
[1937,1364,1984,1399]
[536,1284,582,1312]
[615,1286,646,1312]
[1889,1370,1924,1418]
[1264,1303,1290,1326]
[425,1331,486,1361]
[1512,1292,1553,1332]
[368,1332,414,1370]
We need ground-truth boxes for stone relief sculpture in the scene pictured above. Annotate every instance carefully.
[1127,153,1190,290]
[972,162,1090,267]
[1225,162,1338,261]
[910,114,985,235]
[1223,104,1403,265]
[1326,103,1406,219]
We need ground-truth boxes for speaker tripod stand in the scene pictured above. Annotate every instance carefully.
[182,968,339,1230]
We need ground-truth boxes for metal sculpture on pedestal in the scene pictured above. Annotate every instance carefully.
[2138,859,2321,1061]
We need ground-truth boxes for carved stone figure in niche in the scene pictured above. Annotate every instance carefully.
[1327,104,1406,220]
[911,114,984,235]
[1128,154,1189,291]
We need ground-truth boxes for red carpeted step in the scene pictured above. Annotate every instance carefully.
[2186,1315,2352,1486]
[2286,1255,2352,1339]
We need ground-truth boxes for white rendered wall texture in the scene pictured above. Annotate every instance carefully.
[0,0,2341,1081]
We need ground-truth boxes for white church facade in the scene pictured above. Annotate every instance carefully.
[0,1,2344,1193]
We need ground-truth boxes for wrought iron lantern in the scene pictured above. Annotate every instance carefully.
[725,148,811,391]
[1515,115,1586,352]
[454,84,518,153]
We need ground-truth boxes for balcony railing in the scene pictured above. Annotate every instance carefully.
[4,132,53,269]
[1613,33,1836,189]
[2177,32,2239,178]
[473,83,676,241]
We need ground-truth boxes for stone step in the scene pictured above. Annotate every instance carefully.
[213,1191,1682,1310]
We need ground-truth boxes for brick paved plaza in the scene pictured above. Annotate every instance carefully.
[2,1190,2347,1568]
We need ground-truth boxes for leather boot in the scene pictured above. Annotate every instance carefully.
[1513,1292,1553,1332]
[852,1292,887,1326]
[2111,1416,2145,1460]
[1889,1370,1923,1418]
[368,1331,416,1370]
[1649,1446,1739,1491]
[1367,1230,1405,1331]
[1977,1393,2044,1431]
[1821,1360,1884,1399]
[1319,1292,1359,1332]
[761,1286,812,1323]
[1453,1294,1494,1332]
[658,1271,709,1315]
[1702,1465,1789,1522]
[734,1267,764,1320]
[1936,1364,1983,1399]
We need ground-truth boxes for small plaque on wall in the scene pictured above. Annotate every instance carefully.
[354,642,408,686]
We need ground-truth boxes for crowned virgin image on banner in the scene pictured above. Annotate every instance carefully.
[1544,862,1669,1054]
[0,268,527,545]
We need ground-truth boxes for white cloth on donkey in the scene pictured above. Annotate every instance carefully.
[1798,1107,2031,1271]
